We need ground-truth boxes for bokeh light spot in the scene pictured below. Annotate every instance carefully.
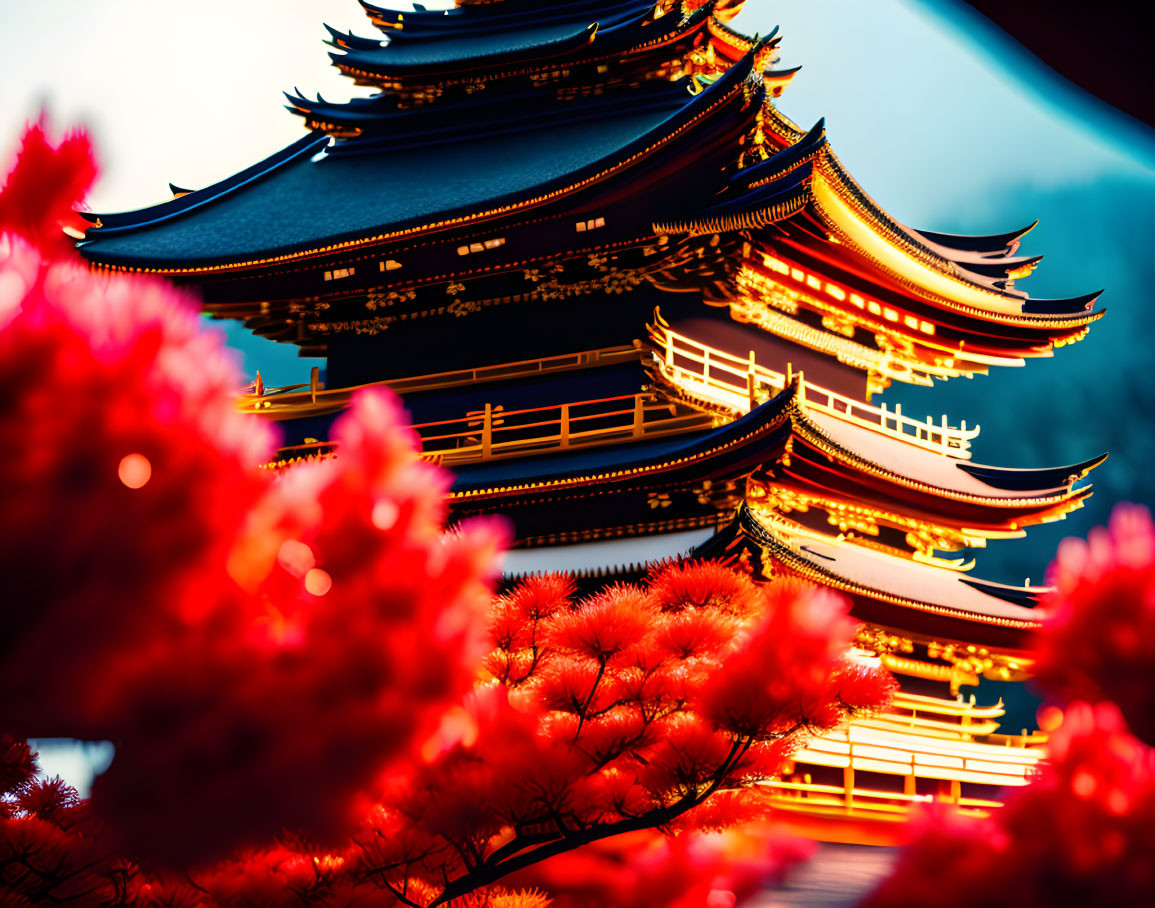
[118,453,151,489]
[277,539,315,578]
[304,568,332,597]
[1071,769,1097,800]
[1037,704,1065,733]
[372,499,398,530]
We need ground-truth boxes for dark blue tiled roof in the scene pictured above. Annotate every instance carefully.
[79,96,680,268]
[335,19,599,72]
[80,48,757,269]
[334,1,705,80]
[956,454,1107,492]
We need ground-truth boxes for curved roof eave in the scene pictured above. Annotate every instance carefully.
[78,46,763,272]
[738,507,1043,629]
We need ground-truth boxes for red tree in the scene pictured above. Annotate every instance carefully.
[351,568,893,905]
[0,121,506,866]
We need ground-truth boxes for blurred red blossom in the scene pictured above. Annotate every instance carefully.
[0,117,96,254]
[1035,503,1155,745]
[0,120,507,867]
[862,701,1155,906]
[505,824,815,908]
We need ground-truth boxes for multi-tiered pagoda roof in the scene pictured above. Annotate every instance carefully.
[76,0,1105,840]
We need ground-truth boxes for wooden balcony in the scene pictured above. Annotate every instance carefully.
[759,691,1047,834]
[240,345,644,421]
[647,315,980,459]
[269,391,715,469]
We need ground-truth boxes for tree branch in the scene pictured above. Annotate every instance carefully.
[427,732,761,907]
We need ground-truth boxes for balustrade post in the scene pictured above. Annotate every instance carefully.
[309,366,319,404]
[559,404,571,449]
[632,395,645,438]
[481,402,493,460]
[747,350,757,409]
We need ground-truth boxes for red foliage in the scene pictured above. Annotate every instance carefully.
[0,117,96,255]
[1035,503,1155,745]
[506,825,815,908]
[0,736,37,816]
[696,580,887,738]
[0,122,505,867]
[861,701,1155,907]
[352,563,893,904]
[0,237,275,736]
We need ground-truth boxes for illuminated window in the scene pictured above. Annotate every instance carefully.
[850,293,866,309]
[379,260,402,272]
[323,267,355,281]
[825,282,846,301]
[575,217,605,232]
[457,238,506,255]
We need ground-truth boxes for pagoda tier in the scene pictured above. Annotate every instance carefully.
[644,332,1101,550]
[699,506,1044,653]
[651,122,1103,392]
[761,688,1047,845]
[260,363,1099,574]
[330,0,728,96]
[445,386,794,547]
[77,43,772,342]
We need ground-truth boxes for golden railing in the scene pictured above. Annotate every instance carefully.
[758,777,1001,822]
[271,392,715,468]
[647,316,980,459]
[240,346,643,420]
[760,691,1046,824]
[414,393,712,466]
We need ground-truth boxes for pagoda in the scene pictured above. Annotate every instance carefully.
[76,0,1105,843]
